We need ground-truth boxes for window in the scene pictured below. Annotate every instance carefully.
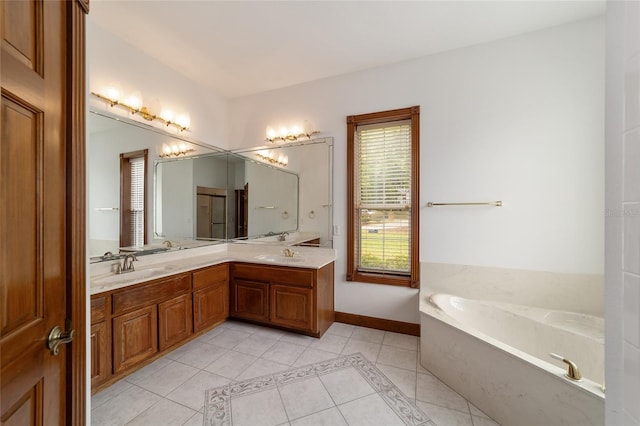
[347,106,420,288]
[120,149,148,247]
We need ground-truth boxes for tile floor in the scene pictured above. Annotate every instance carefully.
[91,320,500,426]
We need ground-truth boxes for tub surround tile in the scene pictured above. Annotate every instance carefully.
[624,273,640,347]
[624,342,640,422]
[625,204,640,275]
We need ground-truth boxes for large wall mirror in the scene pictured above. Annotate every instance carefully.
[88,110,333,262]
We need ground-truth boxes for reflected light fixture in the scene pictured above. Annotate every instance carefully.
[159,142,195,158]
[91,90,190,132]
[256,150,288,167]
[265,120,318,143]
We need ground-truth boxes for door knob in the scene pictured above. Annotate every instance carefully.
[47,325,75,355]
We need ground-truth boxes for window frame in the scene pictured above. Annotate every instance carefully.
[120,149,148,247]
[346,106,420,288]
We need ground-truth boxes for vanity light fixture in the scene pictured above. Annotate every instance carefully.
[256,150,288,167]
[265,120,318,143]
[159,142,195,158]
[91,91,190,132]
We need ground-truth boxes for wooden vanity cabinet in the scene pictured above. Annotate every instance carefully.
[192,264,229,332]
[158,293,192,351]
[230,262,334,337]
[90,295,110,388]
[112,304,158,373]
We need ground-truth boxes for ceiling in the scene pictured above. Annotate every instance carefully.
[89,1,605,99]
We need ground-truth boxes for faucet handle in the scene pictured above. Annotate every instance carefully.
[549,353,582,381]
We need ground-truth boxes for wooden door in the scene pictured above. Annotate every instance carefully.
[0,0,87,424]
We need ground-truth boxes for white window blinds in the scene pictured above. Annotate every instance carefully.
[355,120,412,275]
[130,156,145,247]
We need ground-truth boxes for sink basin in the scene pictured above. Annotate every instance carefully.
[92,265,177,286]
[254,254,305,263]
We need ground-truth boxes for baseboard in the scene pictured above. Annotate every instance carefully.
[334,311,420,336]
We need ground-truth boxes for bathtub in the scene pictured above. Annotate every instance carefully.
[420,293,605,426]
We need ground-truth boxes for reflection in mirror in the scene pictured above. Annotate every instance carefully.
[88,109,334,263]
[231,138,333,247]
[87,110,221,261]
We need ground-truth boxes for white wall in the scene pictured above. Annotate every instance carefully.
[605,2,640,424]
[87,21,229,149]
[228,18,605,323]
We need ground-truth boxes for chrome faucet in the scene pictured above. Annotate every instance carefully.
[278,231,289,242]
[116,254,137,274]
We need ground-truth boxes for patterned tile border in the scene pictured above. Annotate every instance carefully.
[204,352,434,426]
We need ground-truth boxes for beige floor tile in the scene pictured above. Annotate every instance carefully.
[91,378,133,409]
[204,350,257,379]
[235,358,290,381]
[279,376,335,420]
[207,329,252,349]
[262,341,307,365]
[319,366,375,404]
[290,407,348,426]
[376,363,417,399]
[338,393,405,426]
[341,339,381,362]
[135,361,199,396]
[230,387,288,426]
[351,326,386,344]
[233,334,279,357]
[292,347,340,367]
[376,345,418,371]
[416,372,469,412]
[126,398,196,425]
[166,370,230,411]
[326,322,356,338]
[308,333,348,354]
[416,400,473,426]
[172,341,228,369]
[91,385,161,426]
[383,331,418,350]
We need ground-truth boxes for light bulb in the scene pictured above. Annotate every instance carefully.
[172,144,179,154]
[283,155,288,166]
[175,115,190,129]
[291,125,301,136]
[279,127,288,138]
[266,126,276,140]
[303,120,314,136]
[179,143,187,153]
[128,91,142,110]
[162,144,172,155]
[106,87,121,102]
[160,110,174,123]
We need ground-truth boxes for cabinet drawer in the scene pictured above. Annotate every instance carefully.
[232,263,314,287]
[112,273,191,315]
[193,263,229,291]
[91,295,108,324]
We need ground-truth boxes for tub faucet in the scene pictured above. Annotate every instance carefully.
[278,231,289,242]
[116,254,137,274]
[549,353,582,381]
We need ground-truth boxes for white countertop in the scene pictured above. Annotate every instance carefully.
[90,242,336,295]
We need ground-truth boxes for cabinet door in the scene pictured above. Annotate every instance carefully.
[193,281,229,332]
[158,293,193,351]
[270,284,314,332]
[112,305,158,373]
[230,279,269,322]
[90,322,110,387]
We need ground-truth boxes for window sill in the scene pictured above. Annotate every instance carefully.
[347,271,418,288]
